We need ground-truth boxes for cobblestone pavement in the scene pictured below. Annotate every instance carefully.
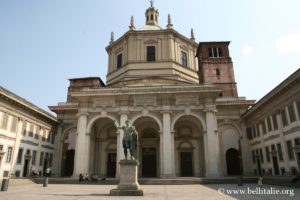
[0,183,299,200]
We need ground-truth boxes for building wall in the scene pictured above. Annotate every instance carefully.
[0,88,57,182]
[244,70,300,176]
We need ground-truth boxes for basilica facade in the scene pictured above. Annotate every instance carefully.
[50,3,254,178]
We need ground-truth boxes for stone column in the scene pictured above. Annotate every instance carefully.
[52,124,63,176]
[10,118,24,172]
[116,112,128,178]
[85,132,91,173]
[168,34,175,61]
[161,110,175,178]
[205,109,221,177]
[239,122,252,176]
[159,131,163,177]
[73,112,88,176]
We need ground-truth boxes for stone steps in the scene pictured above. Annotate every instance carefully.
[30,177,257,185]
[8,176,300,187]
[3,178,36,186]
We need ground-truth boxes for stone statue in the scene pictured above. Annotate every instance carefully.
[114,120,138,160]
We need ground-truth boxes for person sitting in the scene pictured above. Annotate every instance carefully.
[79,173,84,182]
[84,173,90,181]
[291,170,300,183]
[91,174,98,182]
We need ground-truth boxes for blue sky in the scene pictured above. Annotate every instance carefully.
[0,0,299,113]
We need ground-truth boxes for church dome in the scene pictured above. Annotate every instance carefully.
[139,24,162,31]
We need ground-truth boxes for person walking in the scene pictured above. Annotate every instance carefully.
[258,175,263,188]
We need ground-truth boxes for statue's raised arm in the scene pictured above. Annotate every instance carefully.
[114,120,122,129]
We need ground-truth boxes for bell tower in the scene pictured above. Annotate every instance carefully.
[196,42,238,97]
[145,0,159,26]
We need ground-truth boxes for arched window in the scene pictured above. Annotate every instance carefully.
[117,53,123,69]
[181,51,188,67]
[147,46,156,61]
[216,68,220,76]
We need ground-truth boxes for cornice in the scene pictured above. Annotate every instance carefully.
[41,144,55,150]
[0,133,15,141]
[20,139,39,146]
[0,86,57,123]
[69,85,222,98]
[106,28,198,51]
[283,126,300,135]
[242,68,300,119]
[263,134,280,142]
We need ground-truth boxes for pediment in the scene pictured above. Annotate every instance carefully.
[180,44,189,51]
[144,39,158,44]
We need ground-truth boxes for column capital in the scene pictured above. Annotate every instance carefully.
[204,108,217,113]
[161,110,172,114]
[76,112,89,118]
[118,111,130,115]
[17,117,24,122]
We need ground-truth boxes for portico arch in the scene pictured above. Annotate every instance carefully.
[88,117,117,177]
[171,112,206,132]
[86,114,119,134]
[173,115,205,177]
[61,127,76,176]
[133,116,161,177]
[219,123,241,176]
[131,113,162,132]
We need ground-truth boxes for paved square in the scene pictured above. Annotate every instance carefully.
[0,183,299,200]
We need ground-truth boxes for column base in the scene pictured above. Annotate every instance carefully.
[110,159,144,196]
[110,189,143,196]
[161,174,176,178]
[206,173,222,178]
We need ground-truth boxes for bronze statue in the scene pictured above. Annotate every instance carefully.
[114,120,138,160]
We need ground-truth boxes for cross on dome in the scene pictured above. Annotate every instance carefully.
[149,0,155,7]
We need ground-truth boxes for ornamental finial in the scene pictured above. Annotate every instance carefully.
[129,16,135,30]
[110,31,114,44]
[190,28,195,41]
[167,14,173,29]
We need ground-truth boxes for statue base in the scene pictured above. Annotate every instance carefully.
[110,159,143,196]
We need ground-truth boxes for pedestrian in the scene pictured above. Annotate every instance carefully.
[46,167,51,177]
[258,175,263,188]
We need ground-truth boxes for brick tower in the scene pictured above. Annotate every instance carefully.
[196,42,238,97]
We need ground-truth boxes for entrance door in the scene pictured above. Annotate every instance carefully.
[272,156,280,175]
[23,159,29,177]
[226,148,240,175]
[180,152,193,177]
[64,150,74,176]
[107,153,116,177]
[142,148,156,177]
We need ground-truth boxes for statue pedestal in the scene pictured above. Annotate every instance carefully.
[110,159,143,196]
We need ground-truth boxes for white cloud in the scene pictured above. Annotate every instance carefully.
[242,43,253,56]
[276,33,300,54]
